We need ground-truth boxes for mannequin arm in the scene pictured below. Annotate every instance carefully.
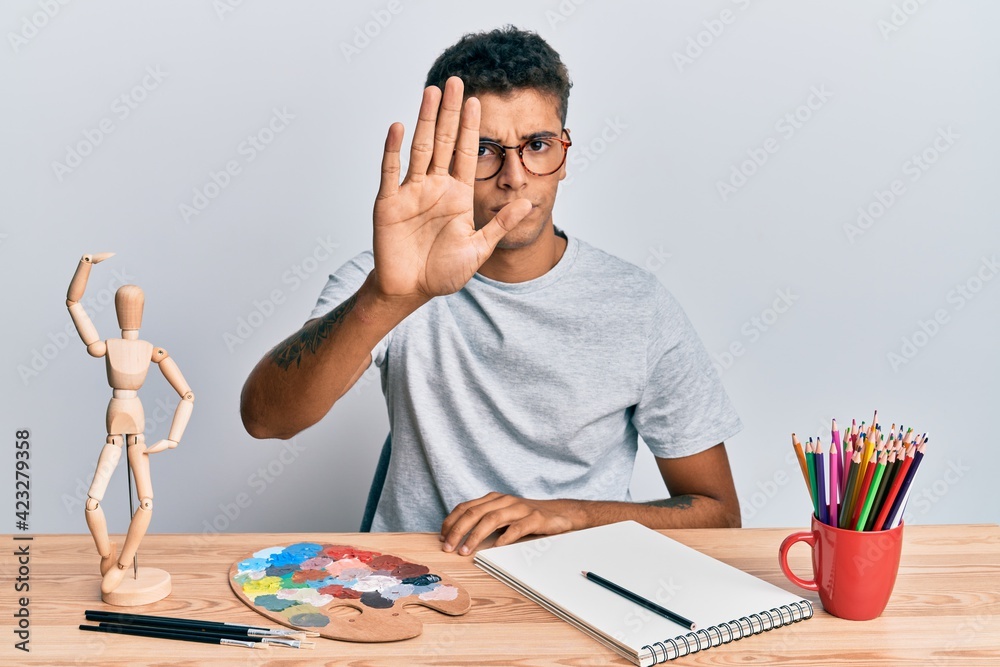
[146,347,195,454]
[66,253,114,357]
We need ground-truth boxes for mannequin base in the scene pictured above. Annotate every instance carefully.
[101,567,171,606]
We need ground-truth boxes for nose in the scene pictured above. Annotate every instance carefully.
[496,149,528,191]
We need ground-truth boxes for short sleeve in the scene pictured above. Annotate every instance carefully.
[308,251,392,367]
[632,285,742,458]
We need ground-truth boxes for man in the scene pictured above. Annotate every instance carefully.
[241,26,743,554]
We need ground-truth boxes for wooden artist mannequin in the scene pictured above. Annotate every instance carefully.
[67,253,195,605]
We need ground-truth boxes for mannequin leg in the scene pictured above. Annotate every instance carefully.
[102,434,154,595]
[86,435,122,576]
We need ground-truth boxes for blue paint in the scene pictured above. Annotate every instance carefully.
[265,564,297,577]
[238,557,268,571]
[360,591,394,609]
[254,594,297,612]
[403,574,441,586]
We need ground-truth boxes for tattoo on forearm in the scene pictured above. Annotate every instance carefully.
[269,294,357,370]
[645,495,696,510]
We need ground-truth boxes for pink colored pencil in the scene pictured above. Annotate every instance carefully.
[828,440,840,527]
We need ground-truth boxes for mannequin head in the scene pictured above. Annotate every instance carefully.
[115,285,144,332]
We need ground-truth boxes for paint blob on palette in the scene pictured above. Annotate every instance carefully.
[228,542,471,642]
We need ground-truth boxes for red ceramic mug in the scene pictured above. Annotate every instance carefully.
[778,516,903,620]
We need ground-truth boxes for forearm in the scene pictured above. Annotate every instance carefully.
[560,494,742,531]
[66,255,105,356]
[240,271,426,440]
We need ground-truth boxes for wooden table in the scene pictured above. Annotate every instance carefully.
[3,525,999,665]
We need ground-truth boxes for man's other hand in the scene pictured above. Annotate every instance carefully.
[439,492,582,555]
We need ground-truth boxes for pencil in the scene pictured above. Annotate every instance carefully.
[855,451,888,530]
[844,436,867,522]
[865,447,897,531]
[828,440,840,528]
[582,571,695,630]
[805,441,819,517]
[791,433,809,493]
[839,451,862,529]
[872,444,915,531]
[831,419,844,483]
[80,623,269,649]
[849,449,878,529]
[816,444,828,525]
[886,442,926,529]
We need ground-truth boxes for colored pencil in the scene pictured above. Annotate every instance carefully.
[582,571,695,630]
[882,443,906,497]
[849,449,878,529]
[791,433,809,493]
[828,440,840,528]
[872,444,915,531]
[887,442,926,529]
[855,451,888,530]
[816,444,828,524]
[865,447,897,531]
[845,434,867,521]
[858,432,875,490]
[805,441,819,517]
[839,451,862,529]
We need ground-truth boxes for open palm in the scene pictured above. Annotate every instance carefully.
[372,77,531,300]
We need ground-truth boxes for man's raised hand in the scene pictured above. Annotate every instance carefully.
[372,76,531,301]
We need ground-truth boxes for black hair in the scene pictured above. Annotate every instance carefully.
[424,25,572,126]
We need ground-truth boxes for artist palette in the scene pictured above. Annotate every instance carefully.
[228,542,470,642]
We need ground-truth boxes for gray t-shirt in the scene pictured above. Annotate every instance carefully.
[310,234,742,532]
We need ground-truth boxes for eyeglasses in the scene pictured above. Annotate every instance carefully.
[475,129,572,181]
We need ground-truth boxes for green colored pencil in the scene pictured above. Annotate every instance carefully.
[805,441,819,517]
[856,452,888,530]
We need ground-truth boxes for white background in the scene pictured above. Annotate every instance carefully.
[2,1,997,539]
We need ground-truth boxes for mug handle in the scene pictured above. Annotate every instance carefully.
[779,531,818,591]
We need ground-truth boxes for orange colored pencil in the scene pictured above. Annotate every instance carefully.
[849,449,878,529]
[791,433,809,492]
[848,433,869,516]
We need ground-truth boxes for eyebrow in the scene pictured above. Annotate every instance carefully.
[478,130,560,143]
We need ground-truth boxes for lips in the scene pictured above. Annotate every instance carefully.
[490,203,535,214]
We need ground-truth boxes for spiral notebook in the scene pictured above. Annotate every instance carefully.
[474,521,813,665]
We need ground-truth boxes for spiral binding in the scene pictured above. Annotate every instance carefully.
[641,600,813,663]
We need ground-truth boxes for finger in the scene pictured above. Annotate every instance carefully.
[404,86,442,184]
[377,122,403,200]
[91,252,115,263]
[458,506,532,555]
[450,95,480,185]
[441,492,503,542]
[472,199,533,258]
[428,76,464,176]
[494,512,544,547]
[442,495,513,552]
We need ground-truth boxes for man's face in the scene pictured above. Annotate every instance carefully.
[472,88,567,250]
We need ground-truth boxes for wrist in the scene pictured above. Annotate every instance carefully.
[556,499,594,532]
[359,271,430,322]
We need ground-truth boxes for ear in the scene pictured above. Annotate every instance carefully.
[558,128,570,181]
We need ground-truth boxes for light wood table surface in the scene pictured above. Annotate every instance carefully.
[3,524,999,665]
